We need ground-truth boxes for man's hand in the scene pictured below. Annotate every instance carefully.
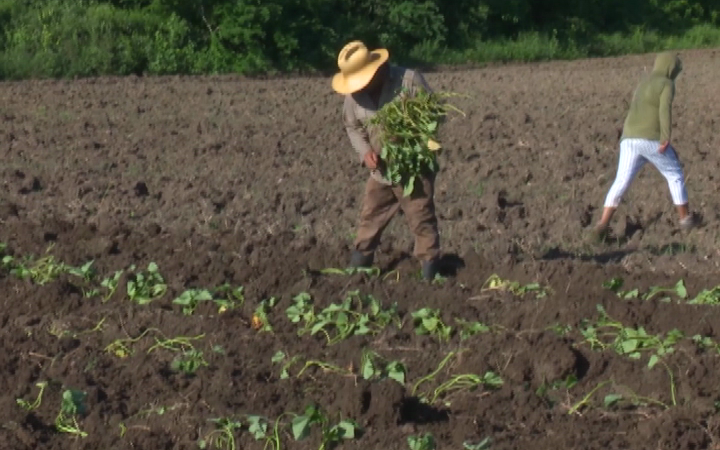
[659,141,670,153]
[363,151,379,169]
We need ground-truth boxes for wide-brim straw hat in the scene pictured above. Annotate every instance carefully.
[332,41,389,95]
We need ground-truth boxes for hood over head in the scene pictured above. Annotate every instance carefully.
[652,51,682,79]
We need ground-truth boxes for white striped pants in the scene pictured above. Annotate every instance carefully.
[604,138,688,208]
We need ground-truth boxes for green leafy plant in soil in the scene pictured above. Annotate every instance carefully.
[173,288,215,315]
[604,276,720,305]
[291,405,361,450]
[239,408,360,450]
[603,277,687,302]
[252,297,279,332]
[567,379,671,414]
[66,260,100,297]
[535,375,579,408]
[55,389,88,437]
[368,89,464,196]
[16,381,48,411]
[271,351,352,379]
[173,284,246,315]
[579,305,683,369]
[411,351,503,406]
[1,245,68,285]
[411,308,452,341]
[319,266,382,277]
[360,349,407,384]
[127,262,167,305]
[454,319,493,340]
[198,417,243,450]
[100,269,124,301]
[286,290,400,344]
[408,433,436,450]
[170,349,209,375]
[693,335,720,353]
[246,414,288,450]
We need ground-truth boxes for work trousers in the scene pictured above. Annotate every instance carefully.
[604,138,689,208]
[353,173,440,262]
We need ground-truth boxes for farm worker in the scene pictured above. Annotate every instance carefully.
[332,40,441,280]
[591,51,697,240]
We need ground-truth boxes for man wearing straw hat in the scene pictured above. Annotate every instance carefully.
[332,40,441,281]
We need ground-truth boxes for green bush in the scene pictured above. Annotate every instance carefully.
[0,0,718,79]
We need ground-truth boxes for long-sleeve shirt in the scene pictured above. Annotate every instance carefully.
[621,52,683,144]
[342,65,432,184]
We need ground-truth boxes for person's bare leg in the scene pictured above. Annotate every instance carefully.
[591,207,616,241]
[597,207,617,229]
[676,203,689,221]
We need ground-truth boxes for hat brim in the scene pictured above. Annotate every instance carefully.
[332,49,389,95]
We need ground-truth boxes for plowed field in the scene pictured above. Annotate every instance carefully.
[1,48,720,450]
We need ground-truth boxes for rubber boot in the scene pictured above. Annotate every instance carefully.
[349,250,374,268]
[422,259,439,281]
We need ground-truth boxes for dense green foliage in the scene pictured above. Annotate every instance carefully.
[0,0,718,79]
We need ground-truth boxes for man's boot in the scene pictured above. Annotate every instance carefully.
[350,250,374,268]
[422,258,439,280]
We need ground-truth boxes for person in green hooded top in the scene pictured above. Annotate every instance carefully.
[591,51,697,240]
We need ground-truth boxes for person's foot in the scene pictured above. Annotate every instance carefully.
[349,250,374,268]
[680,214,697,230]
[589,223,609,243]
[421,258,440,281]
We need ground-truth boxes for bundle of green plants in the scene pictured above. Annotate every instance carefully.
[369,89,464,196]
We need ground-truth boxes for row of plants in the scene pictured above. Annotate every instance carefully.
[4,243,720,448]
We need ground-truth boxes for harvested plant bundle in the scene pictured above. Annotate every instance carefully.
[369,89,463,196]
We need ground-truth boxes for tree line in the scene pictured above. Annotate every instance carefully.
[0,0,717,79]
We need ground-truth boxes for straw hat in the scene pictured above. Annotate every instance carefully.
[332,41,389,94]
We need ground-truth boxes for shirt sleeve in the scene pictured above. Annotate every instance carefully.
[405,70,433,97]
[659,81,674,143]
[343,96,373,163]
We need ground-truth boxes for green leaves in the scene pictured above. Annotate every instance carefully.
[286,291,400,345]
[581,304,684,369]
[246,415,268,440]
[411,308,452,341]
[369,90,463,196]
[170,349,208,375]
[291,405,321,441]
[361,349,407,384]
[173,289,214,315]
[408,433,436,450]
[55,389,88,437]
[172,284,245,315]
[464,438,492,450]
[286,292,315,327]
[455,319,491,340]
[127,262,167,305]
[290,405,362,449]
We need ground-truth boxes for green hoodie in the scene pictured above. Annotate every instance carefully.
[621,51,683,143]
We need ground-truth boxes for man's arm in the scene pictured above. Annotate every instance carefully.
[658,81,674,144]
[411,70,433,95]
[343,96,373,164]
[403,70,433,98]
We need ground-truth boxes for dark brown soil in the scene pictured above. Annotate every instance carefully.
[1,48,720,450]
